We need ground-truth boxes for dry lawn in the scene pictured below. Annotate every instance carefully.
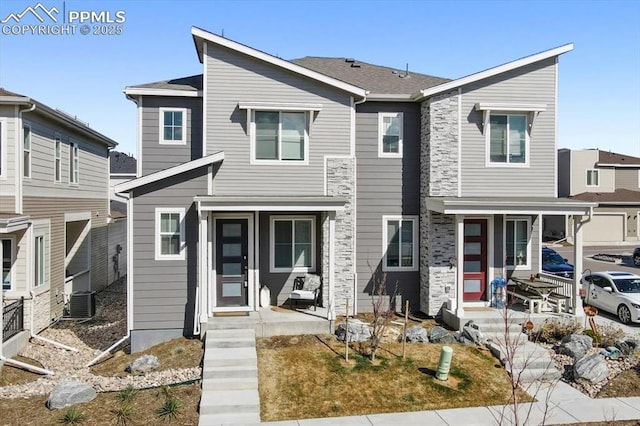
[257,334,530,421]
[597,364,640,398]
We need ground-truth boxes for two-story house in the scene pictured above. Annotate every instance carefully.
[116,27,594,351]
[1,89,116,356]
[554,149,640,243]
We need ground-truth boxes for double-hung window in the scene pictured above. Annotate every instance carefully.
[505,218,530,268]
[383,216,418,271]
[378,112,403,157]
[54,135,62,182]
[270,217,314,272]
[155,208,185,260]
[34,235,45,287]
[254,111,307,162]
[2,238,13,291]
[160,108,186,144]
[23,124,31,178]
[489,114,527,164]
[69,142,79,184]
[586,169,599,187]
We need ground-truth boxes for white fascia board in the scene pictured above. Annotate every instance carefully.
[238,102,323,111]
[414,43,574,100]
[595,163,640,168]
[123,87,202,97]
[115,152,224,193]
[474,102,547,112]
[191,26,367,98]
[366,93,415,102]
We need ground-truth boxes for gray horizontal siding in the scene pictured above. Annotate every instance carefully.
[131,167,208,332]
[460,58,557,197]
[205,42,352,196]
[355,102,421,312]
[140,97,203,176]
[616,168,640,190]
[0,106,18,187]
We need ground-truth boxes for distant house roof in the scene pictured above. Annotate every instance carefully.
[570,189,640,204]
[124,74,203,97]
[597,151,640,166]
[291,57,449,96]
[110,200,127,218]
[110,151,137,174]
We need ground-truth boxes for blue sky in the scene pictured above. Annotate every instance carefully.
[1,0,639,157]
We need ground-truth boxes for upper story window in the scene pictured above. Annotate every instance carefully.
[155,208,185,260]
[23,123,31,178]
[505,218,530,269]
[253,111,308,163]
[54,135,62,182]
[69,142,79,184]
[160,108,186,145]
[378,112,403,158]
[586,169,599,187]
[383,215,418,271]
[489,114,527,165]
[270,216,315,273]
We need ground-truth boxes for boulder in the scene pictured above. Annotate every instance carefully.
[399,326,429,343]
[573,353,609,385]
[461,325,483,344]
[429,326,456,344]
[559,334,593,360]
[464,320,480,330]
[47,380,96,410]
[126,354,160,374]
[617,338,640,356]
[335,319,371,343]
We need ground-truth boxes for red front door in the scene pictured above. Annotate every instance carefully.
[463,219,487,301]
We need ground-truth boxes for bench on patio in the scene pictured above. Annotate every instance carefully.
[506,284,543,313]
[547,292,571,313]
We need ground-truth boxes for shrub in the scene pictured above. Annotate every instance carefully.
[111,403,134,426]
[156,397,182,421]
[117,385,138,403]
[593,324,625,348]
[59,407,86,425]
[537,318,583,343]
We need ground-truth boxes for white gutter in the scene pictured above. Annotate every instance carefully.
[29,291,78,352]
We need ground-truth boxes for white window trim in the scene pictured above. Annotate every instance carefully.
[1,237,15,291]
[586,169,600,187]
[69,140,79,185]
[249,110,310,165]
[484,113,530,168]
[269,215,316,273]
[54,133,62,183]
[155,207,186,260]
[31,219,51,294]
[504,217,531,270]
[159,108,187,145]
[0,118,7,179]
[382,215,419,272]
[378,112,403,158]
[23,122,31,178]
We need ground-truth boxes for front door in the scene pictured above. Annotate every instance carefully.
[215,219,249,307]
[463,219,487,301]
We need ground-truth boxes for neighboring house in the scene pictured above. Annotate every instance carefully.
[1,89,117,354]
[116,27,594,351]
[550,149,640,243]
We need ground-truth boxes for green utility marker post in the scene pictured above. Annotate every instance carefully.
[436,346,453,381]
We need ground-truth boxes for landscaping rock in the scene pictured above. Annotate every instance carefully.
[429,326,456,344]
[47,380,96,409]
[126,354,160,374]
[573,353,609,385]
[560,334,593,360]
[335,319,371,343]
[617,338,640,356]
[461,325,483,344]
[400,326,429,343]
[464,320,480,330]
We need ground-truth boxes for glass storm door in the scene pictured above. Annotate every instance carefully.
[216,219,249,307]
[463,219,487,301]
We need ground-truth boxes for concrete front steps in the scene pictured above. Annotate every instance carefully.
[199,328,261,426]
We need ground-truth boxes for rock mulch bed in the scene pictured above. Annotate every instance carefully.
[0,279,201,400]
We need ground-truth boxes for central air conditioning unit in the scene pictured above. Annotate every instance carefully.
[69,291,96,318]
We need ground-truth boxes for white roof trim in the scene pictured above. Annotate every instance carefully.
[191,27,367,98]
[426,197,596,216]
[414,43,574,100]
[115,152,224,193]
[195,196,345,212]
[475,102,547,112]
[366,93,414,102]
[238,102,323,111]
[596,163,640,168]
[123,87,202,97]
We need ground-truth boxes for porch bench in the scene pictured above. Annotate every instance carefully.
[547,292,571,313]
[506,285,543,313]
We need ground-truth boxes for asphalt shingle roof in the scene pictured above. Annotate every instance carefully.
[130,74,203,91]
[570,189,640,203]
[598,151,640,165]
[110,151,137,174]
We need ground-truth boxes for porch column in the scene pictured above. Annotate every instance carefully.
[455,214,465,317]
[198,211,208,334]
[572,215,585,318]
[254,211,260,311]
[328,211,336,324]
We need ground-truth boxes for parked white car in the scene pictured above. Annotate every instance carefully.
[581,271,640,324]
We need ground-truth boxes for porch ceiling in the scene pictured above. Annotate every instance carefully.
[425,196,596,215]
[0,213,30,233]
[195,195,346,212]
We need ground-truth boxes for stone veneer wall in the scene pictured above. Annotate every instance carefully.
[420,90,459,316]
[322,157,356,315]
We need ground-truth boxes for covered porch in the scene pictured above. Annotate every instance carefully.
[423,196,597,330]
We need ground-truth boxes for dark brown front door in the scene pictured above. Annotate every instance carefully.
[463,219,487,301]
[216,219,249,307]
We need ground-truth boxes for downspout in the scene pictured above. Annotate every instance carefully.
[86,192,132,367]
[351,93,367,316]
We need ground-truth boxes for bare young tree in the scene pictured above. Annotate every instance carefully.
[368,268,397,362]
